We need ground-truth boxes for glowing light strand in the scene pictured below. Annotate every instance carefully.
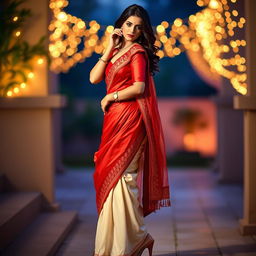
[49,0,247,95]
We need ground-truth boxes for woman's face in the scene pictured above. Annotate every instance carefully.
[121,15,143,42]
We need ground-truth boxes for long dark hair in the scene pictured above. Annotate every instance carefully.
[114,4,160,76]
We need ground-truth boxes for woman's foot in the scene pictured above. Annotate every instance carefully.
[132,233,154,256]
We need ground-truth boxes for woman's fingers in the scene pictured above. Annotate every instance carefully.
[113,28,122,37]
[101,102,106,113]
[117,29,122,35]
[109,28,122,46]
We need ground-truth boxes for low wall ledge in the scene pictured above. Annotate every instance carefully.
[0,95,67,109]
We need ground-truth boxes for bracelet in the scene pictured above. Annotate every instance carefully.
[98,57,108,63]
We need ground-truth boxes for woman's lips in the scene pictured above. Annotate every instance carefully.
[127,34,135,38]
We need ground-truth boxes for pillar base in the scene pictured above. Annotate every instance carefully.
[239,218,256,235]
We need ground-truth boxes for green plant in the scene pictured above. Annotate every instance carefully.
[0,0,50,97]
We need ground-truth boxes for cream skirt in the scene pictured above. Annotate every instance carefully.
[94,136,148,256]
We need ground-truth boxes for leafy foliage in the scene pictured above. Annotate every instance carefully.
[0,0,50,96]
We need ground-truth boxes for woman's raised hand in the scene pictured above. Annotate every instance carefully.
[108,28,123,49]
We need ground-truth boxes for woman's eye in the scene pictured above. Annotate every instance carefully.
[126,23,142,30]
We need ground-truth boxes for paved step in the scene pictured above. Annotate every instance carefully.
[0,192,42,249]
[3,211,78,256]
[54,169,256,255]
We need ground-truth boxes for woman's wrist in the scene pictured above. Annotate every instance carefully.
[100,46,113,63]
[106,93,113,102]
[108,91,119,102]
[98,57,108,63]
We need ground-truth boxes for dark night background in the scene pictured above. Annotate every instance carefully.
[59,0,218,100]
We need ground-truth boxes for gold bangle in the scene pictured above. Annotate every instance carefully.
[98,57,108,63]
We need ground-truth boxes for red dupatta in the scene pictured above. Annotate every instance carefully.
[94,43,171,217]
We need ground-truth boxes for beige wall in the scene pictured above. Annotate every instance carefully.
[0,0,66,206]
[0,109,54,200]
[158,98,217,157]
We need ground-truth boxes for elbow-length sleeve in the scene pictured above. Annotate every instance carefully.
[130,52,147,83]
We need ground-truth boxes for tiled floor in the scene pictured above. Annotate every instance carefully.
[55,168,256,256]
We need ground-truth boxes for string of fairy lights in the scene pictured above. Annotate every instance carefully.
[48,0,247,95]
[6,58,43,97]
[6,0,247,97]
[5,15,45,97]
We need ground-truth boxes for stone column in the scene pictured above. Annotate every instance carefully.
[212,80,244,183]
[233,0,256,235]
[211,0,245,184]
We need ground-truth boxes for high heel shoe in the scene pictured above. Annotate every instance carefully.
[133,233,154,256]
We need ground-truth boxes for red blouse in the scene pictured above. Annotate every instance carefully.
[105,47,147,95]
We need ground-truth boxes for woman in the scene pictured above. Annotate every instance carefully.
[90,4,171,256]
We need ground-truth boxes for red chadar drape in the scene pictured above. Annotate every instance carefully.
[93,43,171,217]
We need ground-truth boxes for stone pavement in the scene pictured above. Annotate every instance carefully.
[55,168,256,256]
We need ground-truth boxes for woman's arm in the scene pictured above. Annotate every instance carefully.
[89,47,113,84]
[109,82,145,101]
[111,51,146,98]
[100,52,147,114]
[90,27,123,84]
[101,82,145,114]
[109,51,146,99]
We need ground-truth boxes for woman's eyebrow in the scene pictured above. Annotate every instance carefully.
[127,21,142,26]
